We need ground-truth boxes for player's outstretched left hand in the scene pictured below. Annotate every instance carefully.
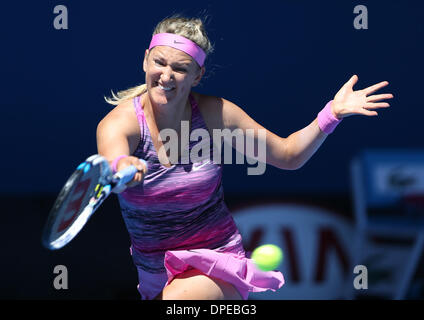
[331,75,393,119]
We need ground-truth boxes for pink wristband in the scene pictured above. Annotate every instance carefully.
[317,100,342,134]
[112,155,128,173]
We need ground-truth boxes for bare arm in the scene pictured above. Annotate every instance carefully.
[199,95,302,170]
[199,75,392,170]
[281,118,328,169]
[96,100,146,183]
[219,98,324,170]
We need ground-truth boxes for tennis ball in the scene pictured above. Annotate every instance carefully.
[251,244,283,271]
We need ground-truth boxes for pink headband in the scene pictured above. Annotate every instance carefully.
[148,33,206,67]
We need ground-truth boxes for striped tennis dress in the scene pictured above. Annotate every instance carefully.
[117,93,284,299]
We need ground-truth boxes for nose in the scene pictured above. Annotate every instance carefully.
[160,66,174,83]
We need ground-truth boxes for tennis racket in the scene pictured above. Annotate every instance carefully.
[42,154,141,250]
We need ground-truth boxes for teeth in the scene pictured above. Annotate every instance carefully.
[158,84,174,91]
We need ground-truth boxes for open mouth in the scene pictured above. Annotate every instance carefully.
[156,82,175,92]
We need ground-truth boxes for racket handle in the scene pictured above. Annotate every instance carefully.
[112,165,138,194]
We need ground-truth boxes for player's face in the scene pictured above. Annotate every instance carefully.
[143,46,204,105]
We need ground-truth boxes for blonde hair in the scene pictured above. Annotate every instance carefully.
[105,16,213,106]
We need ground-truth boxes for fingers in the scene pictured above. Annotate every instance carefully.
[345,74,359,89]
[363,81,389,95]
[366,93,394,102]
[138,159,148,174]
[360,107,379,117]
[126,171,144,188]
[364,102,391,109]
[116,156,147,188]
[125,157,147,178]
[118,156,145,172]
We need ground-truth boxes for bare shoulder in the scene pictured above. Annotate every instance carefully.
[191,91,247,131]
[97,98,140,137]
[96,98,142,156]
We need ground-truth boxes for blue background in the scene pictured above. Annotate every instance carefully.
[1,0,423,300]
[1,0,422,195]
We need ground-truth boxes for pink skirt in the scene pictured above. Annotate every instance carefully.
[135,233,285,300]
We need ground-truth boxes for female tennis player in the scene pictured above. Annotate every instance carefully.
[97,16,393,300]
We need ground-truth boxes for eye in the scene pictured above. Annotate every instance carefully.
[175,67,187,73]
[154,59,165,66]
[173,64,189,73]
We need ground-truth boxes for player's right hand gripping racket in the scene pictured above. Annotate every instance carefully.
[42,154,142,250]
